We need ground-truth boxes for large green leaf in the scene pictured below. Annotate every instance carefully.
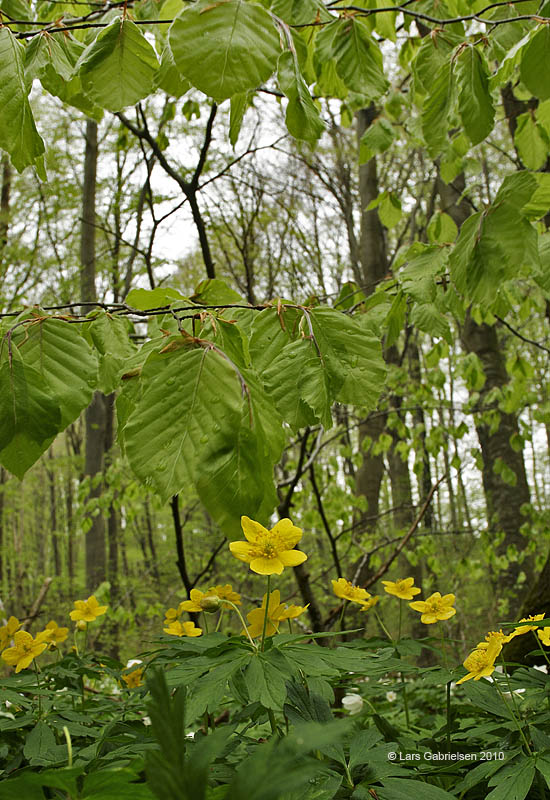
[169,0,280,102]
[0,357,61,478]
[514,112,549,170]
[0,28,45,173]
[277,51,325,144]
[122,341,283,533]
[87,314,136,395]
[77,18,160,112]
[457,45,494,145]
[330,17,387,98]
[421,61,454,157]
[521,24,550,100]
[13,317,98,427]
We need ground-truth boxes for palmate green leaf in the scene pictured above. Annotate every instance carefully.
[486,759,535,800]
[277,51,325,144]
[456,45,494,145]
[77,18,159,112]
[329,17,387,98]
[169,0,280,102]
[376,778,459,800]
[0,28,45,173]
[521,24,550,101]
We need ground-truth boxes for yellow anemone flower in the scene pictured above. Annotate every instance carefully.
[509,614,545,638]
[409,592,456,624]
[360,596,380,612]
[0,616,20,651]
[456,639,502,684]
[179,589,221,614]
[163,620,202,637]
[69,596,108,623]
[1,630,48,673]
[164,608,179,623]
[332,578,371,607]
[476,630,512,650]
[229,516,307,576]
[208,584,241,607]
[246,590,302,638]
[122,667,144,688]
[538,628,550,646]
[40,620,69,646]
[382,578,421,600]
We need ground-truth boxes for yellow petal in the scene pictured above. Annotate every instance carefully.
[229,541,256,561]
[278,549,307,567]
[240,516,268,543]
[441,594,455,606]
[409,601,427,612]
[249,557,284,575]
[179,600,202,612]
[271,518,302,549]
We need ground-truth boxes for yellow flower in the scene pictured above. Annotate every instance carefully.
[331,578,372,607]
[164,607,179,623]
[279,602,309,620]
[538,628,550,646]
[0,616,20,651]
[360,596,380,612]
[1,630,48,673]
[163,620,202,637]
[179,589,221,614]
[457,639,502,684]
[40,620,69,646]
[229,516,307,575]
[476,630,512,650]
[208,584,241,607]
[122,667,144,688]
[509,614,545,638]
[69,596,108,623]
[409,592,456,624]
[246,590,294,638]
[382,578,421,600]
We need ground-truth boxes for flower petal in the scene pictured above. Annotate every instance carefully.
[278,549,307,567]
[409,601,427,612]
[241,516,268,543]
[249,557,284,575]
[272,518,302,548]
[229,541,257,562]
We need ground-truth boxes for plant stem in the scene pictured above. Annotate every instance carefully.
[63,726,73,767]
[373,608,393,643]
[33,660,42,717]
[215,608,224,632]
[268,707,278,736]
[339,600,348,631]
[203,614,209,634]
[446,681,452,751]
[493,677,532,754]
[225,600,257,648]
[260,575,271,653]
[398,600,403,641]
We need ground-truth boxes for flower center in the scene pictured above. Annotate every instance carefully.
[261,541,277,558]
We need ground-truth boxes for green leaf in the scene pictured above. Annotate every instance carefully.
[421,60,453,157]
[23,722,56,764]
[0,357,61,478]
[521,24,550,100]
[514,112,549,170]
[410,303,452,344]
[87,314,137,395]
[359,116,395,163]
[244,653,288,710]
[486,759,535,800]
[169,0,280,102]
[155,44,190,97]
[457,45,494,145]
[376,778,459,800]
[14,318,98,427]
[0,28,45,173]
[191,278,245,305]
[230,92,252,147]
[277,51,325,144]
[78,18,160,112]
[400,244,449,303]
[126,286,187,310]
[427,212,458,244]
[329,17,387,98]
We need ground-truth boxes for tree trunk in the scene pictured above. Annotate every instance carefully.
[80,119,107,593]
[438,174,532,598]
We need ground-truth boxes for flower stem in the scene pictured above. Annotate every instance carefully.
[225,601,257,649]
[373,608,393,643]
[203,615,209,634]
[63,726,73,767]
[493,674,532,755]
[215,609,224,632]
[33,660,42,717]
[446,681,452,751]
[339,600,348,631]
[398,600,403,642]
[260,575,271,653]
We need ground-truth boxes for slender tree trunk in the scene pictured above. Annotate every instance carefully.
[438,173,532,598]
[80,119,107,593]
[47,449,61,580]
[0,467,5,592]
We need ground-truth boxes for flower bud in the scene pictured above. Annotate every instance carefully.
[201,595,221,613]
[342,693,363,715]
[76,620,87,631]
